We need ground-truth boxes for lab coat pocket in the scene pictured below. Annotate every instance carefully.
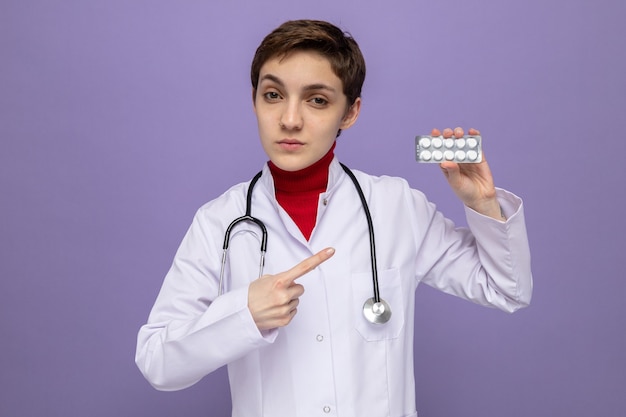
[352,268,405,341]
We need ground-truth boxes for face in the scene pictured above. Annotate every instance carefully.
[253,50,361,171]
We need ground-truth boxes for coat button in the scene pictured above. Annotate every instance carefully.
[323,406,331,413]
[316,334,324,342]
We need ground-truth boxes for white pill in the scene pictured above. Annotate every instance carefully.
[467,150,478,161]
[419,137,432,148]
[455,150,466,161]
[433,150,443,161]
[455,138,466,148]
[420,150,432,161]
[431,137,443,148]
[444,150,455,160]
[444,138,455,148]
[466,137,478,148]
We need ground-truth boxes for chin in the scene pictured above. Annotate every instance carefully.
[272,158,312,172]
[277,163,306,172]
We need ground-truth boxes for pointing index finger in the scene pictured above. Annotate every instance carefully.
[283,247,335,284]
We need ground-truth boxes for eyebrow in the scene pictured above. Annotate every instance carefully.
[259,73,337,93]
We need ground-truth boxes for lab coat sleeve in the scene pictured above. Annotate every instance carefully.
[414,187,532,312]
[135,206,277,391]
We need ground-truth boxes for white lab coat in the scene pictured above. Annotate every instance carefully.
[136,158,532,417]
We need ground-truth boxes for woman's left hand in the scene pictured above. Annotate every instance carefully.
[432,126,505,221]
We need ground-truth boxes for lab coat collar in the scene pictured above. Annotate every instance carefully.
[256,157,348,245]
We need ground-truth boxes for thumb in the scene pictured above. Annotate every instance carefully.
[439,161,460,182]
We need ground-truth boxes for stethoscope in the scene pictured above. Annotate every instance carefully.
[219,163,391,325]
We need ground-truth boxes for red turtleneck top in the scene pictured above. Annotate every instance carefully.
[268,143,335,240]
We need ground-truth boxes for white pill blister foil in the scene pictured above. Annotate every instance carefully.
[415,135,482,163]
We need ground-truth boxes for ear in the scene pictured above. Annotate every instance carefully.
[339,97,361,130]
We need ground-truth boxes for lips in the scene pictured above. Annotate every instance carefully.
[278,139,304,150]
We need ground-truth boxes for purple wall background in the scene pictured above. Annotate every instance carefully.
[1,0,625,416]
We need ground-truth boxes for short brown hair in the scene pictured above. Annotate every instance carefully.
[251,20,366,106]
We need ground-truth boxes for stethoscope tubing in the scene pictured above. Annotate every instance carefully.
[219,164,391,324]
[339,163,381,304]
[219,171,267,295]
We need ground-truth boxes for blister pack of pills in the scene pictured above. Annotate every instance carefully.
[415,135,482,163]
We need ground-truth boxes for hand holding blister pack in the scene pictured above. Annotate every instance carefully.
[415,135,482,163]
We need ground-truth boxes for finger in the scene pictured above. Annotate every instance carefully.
[442,128,454,138]
[282,247,335,284]
[430,128,441,137]
[439,160,459,177]
[453,127,464,138]
[288,298,300,312]
[468,127,480,136]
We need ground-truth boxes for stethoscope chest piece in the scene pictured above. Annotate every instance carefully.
[363,297,392,324]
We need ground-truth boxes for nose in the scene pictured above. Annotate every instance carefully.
[280,101,303,130]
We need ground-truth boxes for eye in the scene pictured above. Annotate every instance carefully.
[263,91,281,101]
[309,97,328,106]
